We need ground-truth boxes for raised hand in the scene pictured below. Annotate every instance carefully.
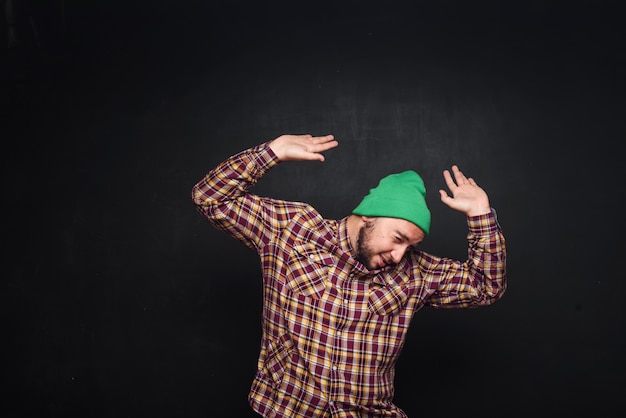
[439,165,491,217]
[269,134,338,162]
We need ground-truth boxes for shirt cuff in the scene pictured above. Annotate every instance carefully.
[261,141,280,164]
[467,208,500,235]
[245,141,280,177]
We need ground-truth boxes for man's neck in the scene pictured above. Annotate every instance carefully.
[346,214,362,257]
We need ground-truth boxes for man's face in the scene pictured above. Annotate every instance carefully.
[354,217,425,270]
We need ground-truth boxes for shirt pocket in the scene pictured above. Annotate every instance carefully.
[368,274,410,316]
[285,243,333,299]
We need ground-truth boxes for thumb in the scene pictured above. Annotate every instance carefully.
[439,189,457,210]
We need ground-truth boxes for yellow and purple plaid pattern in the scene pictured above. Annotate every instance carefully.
[192,142,507,417]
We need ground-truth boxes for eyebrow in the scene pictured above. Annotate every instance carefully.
[394,229,422,246]
[394,230,411,242]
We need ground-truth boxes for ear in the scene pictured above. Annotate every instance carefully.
[362,216,380,228]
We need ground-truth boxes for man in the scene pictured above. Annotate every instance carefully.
[192,134,507,417]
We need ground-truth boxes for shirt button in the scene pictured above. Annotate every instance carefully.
[336,331,341,337]
[332,365,338,371]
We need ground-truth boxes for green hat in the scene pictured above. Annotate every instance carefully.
[352,170,431,235]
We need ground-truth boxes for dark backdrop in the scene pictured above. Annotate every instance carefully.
[3,1,624,417]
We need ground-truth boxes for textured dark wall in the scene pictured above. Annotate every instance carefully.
[3,1,624,417]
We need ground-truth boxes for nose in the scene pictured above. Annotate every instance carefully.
[390,245,409,264]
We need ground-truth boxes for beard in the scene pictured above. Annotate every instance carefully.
[355,219,377,269]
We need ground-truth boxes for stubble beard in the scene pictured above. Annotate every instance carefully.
[355,220,376,269]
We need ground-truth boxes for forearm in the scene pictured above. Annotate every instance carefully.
[426,210,506,308]
[191,142,279,250]
[191,142,278,208]
[466,209,507,301]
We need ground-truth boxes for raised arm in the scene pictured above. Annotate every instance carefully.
[192,134,338,252]
[424,165,506,308]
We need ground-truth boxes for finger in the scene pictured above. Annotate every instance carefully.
[311,136,338,153]
[443,169,457,191]
[452,165,469,184]
[311,134,335,144]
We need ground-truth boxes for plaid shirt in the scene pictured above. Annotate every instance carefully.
[192,142,507,417]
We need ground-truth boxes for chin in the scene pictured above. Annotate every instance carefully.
[367,261,380,270]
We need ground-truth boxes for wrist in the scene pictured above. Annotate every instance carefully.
[467,206,492,217]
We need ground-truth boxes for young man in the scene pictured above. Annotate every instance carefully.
[192,134,507,417]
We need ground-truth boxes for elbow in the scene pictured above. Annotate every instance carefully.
[484,276,507,305]
[191,183,207,206]
[492,286,507,304]
[191,186,200,206]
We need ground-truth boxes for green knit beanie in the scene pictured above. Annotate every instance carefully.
[352,170,431,235]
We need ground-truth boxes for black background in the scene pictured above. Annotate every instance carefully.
[3,1,625,417]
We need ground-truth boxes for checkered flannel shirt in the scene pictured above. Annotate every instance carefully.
[192,141,507,417]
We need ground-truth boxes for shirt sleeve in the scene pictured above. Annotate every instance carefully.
[191,142,306,252]
[421,210,507,308]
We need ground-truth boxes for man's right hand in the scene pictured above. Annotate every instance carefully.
[269,134,338,162]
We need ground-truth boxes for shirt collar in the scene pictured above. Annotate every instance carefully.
[337,216,354,256]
